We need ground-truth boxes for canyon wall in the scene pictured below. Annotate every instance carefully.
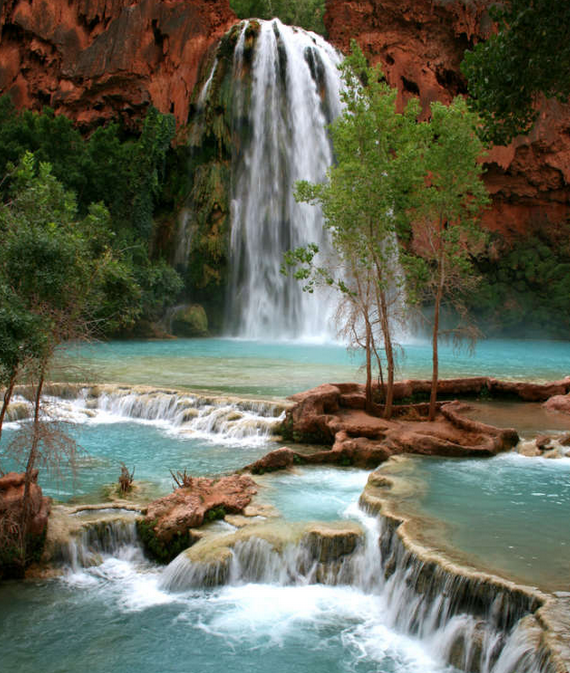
[1,0,568,237]
[0,0,236,130]
[324,0,570,238]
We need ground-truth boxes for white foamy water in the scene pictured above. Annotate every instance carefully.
[225,20,343,340]
[6,386,286,448]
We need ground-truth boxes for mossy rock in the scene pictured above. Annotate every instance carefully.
[171,304,208,337]
[136,518,195,564]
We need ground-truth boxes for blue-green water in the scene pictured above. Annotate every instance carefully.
[1,421,277,502]
[3,336,570,673]
[60,337,570,398]
[389,453,570,591]
[0,569,447,673]
[259,467,370,522]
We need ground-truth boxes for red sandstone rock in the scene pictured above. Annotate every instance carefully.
[325,0,570,238]
[544,393,570,415]
[0,470,51,538]
[245,379,524,473]
[143,474,257,543]
[0,0,236,130]
[245,446,298,473]
[489,379,570,402]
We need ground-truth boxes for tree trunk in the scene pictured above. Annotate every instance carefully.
[365,319,373,413]
[378,288,394,419]
[19,365,45,567]
[0,371,17,450]
[429,233,445,422]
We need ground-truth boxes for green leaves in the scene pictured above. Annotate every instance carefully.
[462,0,570,144]
[230,0,326,35]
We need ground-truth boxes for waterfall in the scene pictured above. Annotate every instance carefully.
[157,508,555,673]
[9,385,287,446]
[54,514,141,572]
[225,20,343,340]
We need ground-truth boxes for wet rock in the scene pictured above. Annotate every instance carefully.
[246,447,298,474]
[543,449,562,460]
[517,442,542,458]
[302,523,362,563]
[559,434,570,446]
[535,434,553,451]
[544,393,570,415]
[139,474,257,562]
[170,303,208,337]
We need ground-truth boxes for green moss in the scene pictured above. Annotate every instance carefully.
[136,518,194,564]
[171,304,209,337]
[204,506,226,522]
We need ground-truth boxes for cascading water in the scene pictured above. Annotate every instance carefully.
[225,20,343,340]
[158,505,554,673]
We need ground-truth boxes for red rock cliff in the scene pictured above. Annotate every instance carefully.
[0,0,236,129]
[325,0,570,237]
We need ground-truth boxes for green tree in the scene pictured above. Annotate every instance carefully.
[287,46,423,417]
[406,99,489,420]
[231,0,326,35]
[462,0,570,144]
[0,153,140,570]
[0,100,182,333]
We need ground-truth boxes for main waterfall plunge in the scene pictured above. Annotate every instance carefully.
[179,20,343,340]
[226,21,342,339]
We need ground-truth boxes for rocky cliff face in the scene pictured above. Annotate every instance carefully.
[324,0,570,238]
[0,0,236,130]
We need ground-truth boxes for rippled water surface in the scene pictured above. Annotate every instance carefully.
[387,453,570,591]
[58,337,570,398]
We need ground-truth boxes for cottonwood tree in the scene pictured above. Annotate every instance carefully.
[406,99,489,421]
[286,45,424,418]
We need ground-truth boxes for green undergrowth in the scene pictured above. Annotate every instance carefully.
[136,518,194,565]
[469,226,570,338]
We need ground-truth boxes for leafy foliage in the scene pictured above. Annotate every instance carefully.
[468,230,570,338]
[230,0,326,35]
[462,0,570,144]
[286,44,489,419]
[0,98,183,331]
[287,44,425,417]
[405,98,489,419]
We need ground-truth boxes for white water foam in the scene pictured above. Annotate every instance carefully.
[6,387,286,447]
[225,20,343,341]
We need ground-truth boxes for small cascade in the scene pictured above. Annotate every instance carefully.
[55,513,140,572]
[375,515,547,673]
[159,521,365,591]
[16,385,287,446]
[157,498,557,673]
[225,20,343,340]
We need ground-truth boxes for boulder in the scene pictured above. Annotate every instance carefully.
[0,471,51,577]
[170,304,208,337]
[139,474,257,561]
[0,471,51,538]
[544,394,570,415]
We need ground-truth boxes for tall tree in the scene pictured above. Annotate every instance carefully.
[406,99,489,421]
[287,45,423,418]
[462,0,570,145]
[0,153,139,570]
